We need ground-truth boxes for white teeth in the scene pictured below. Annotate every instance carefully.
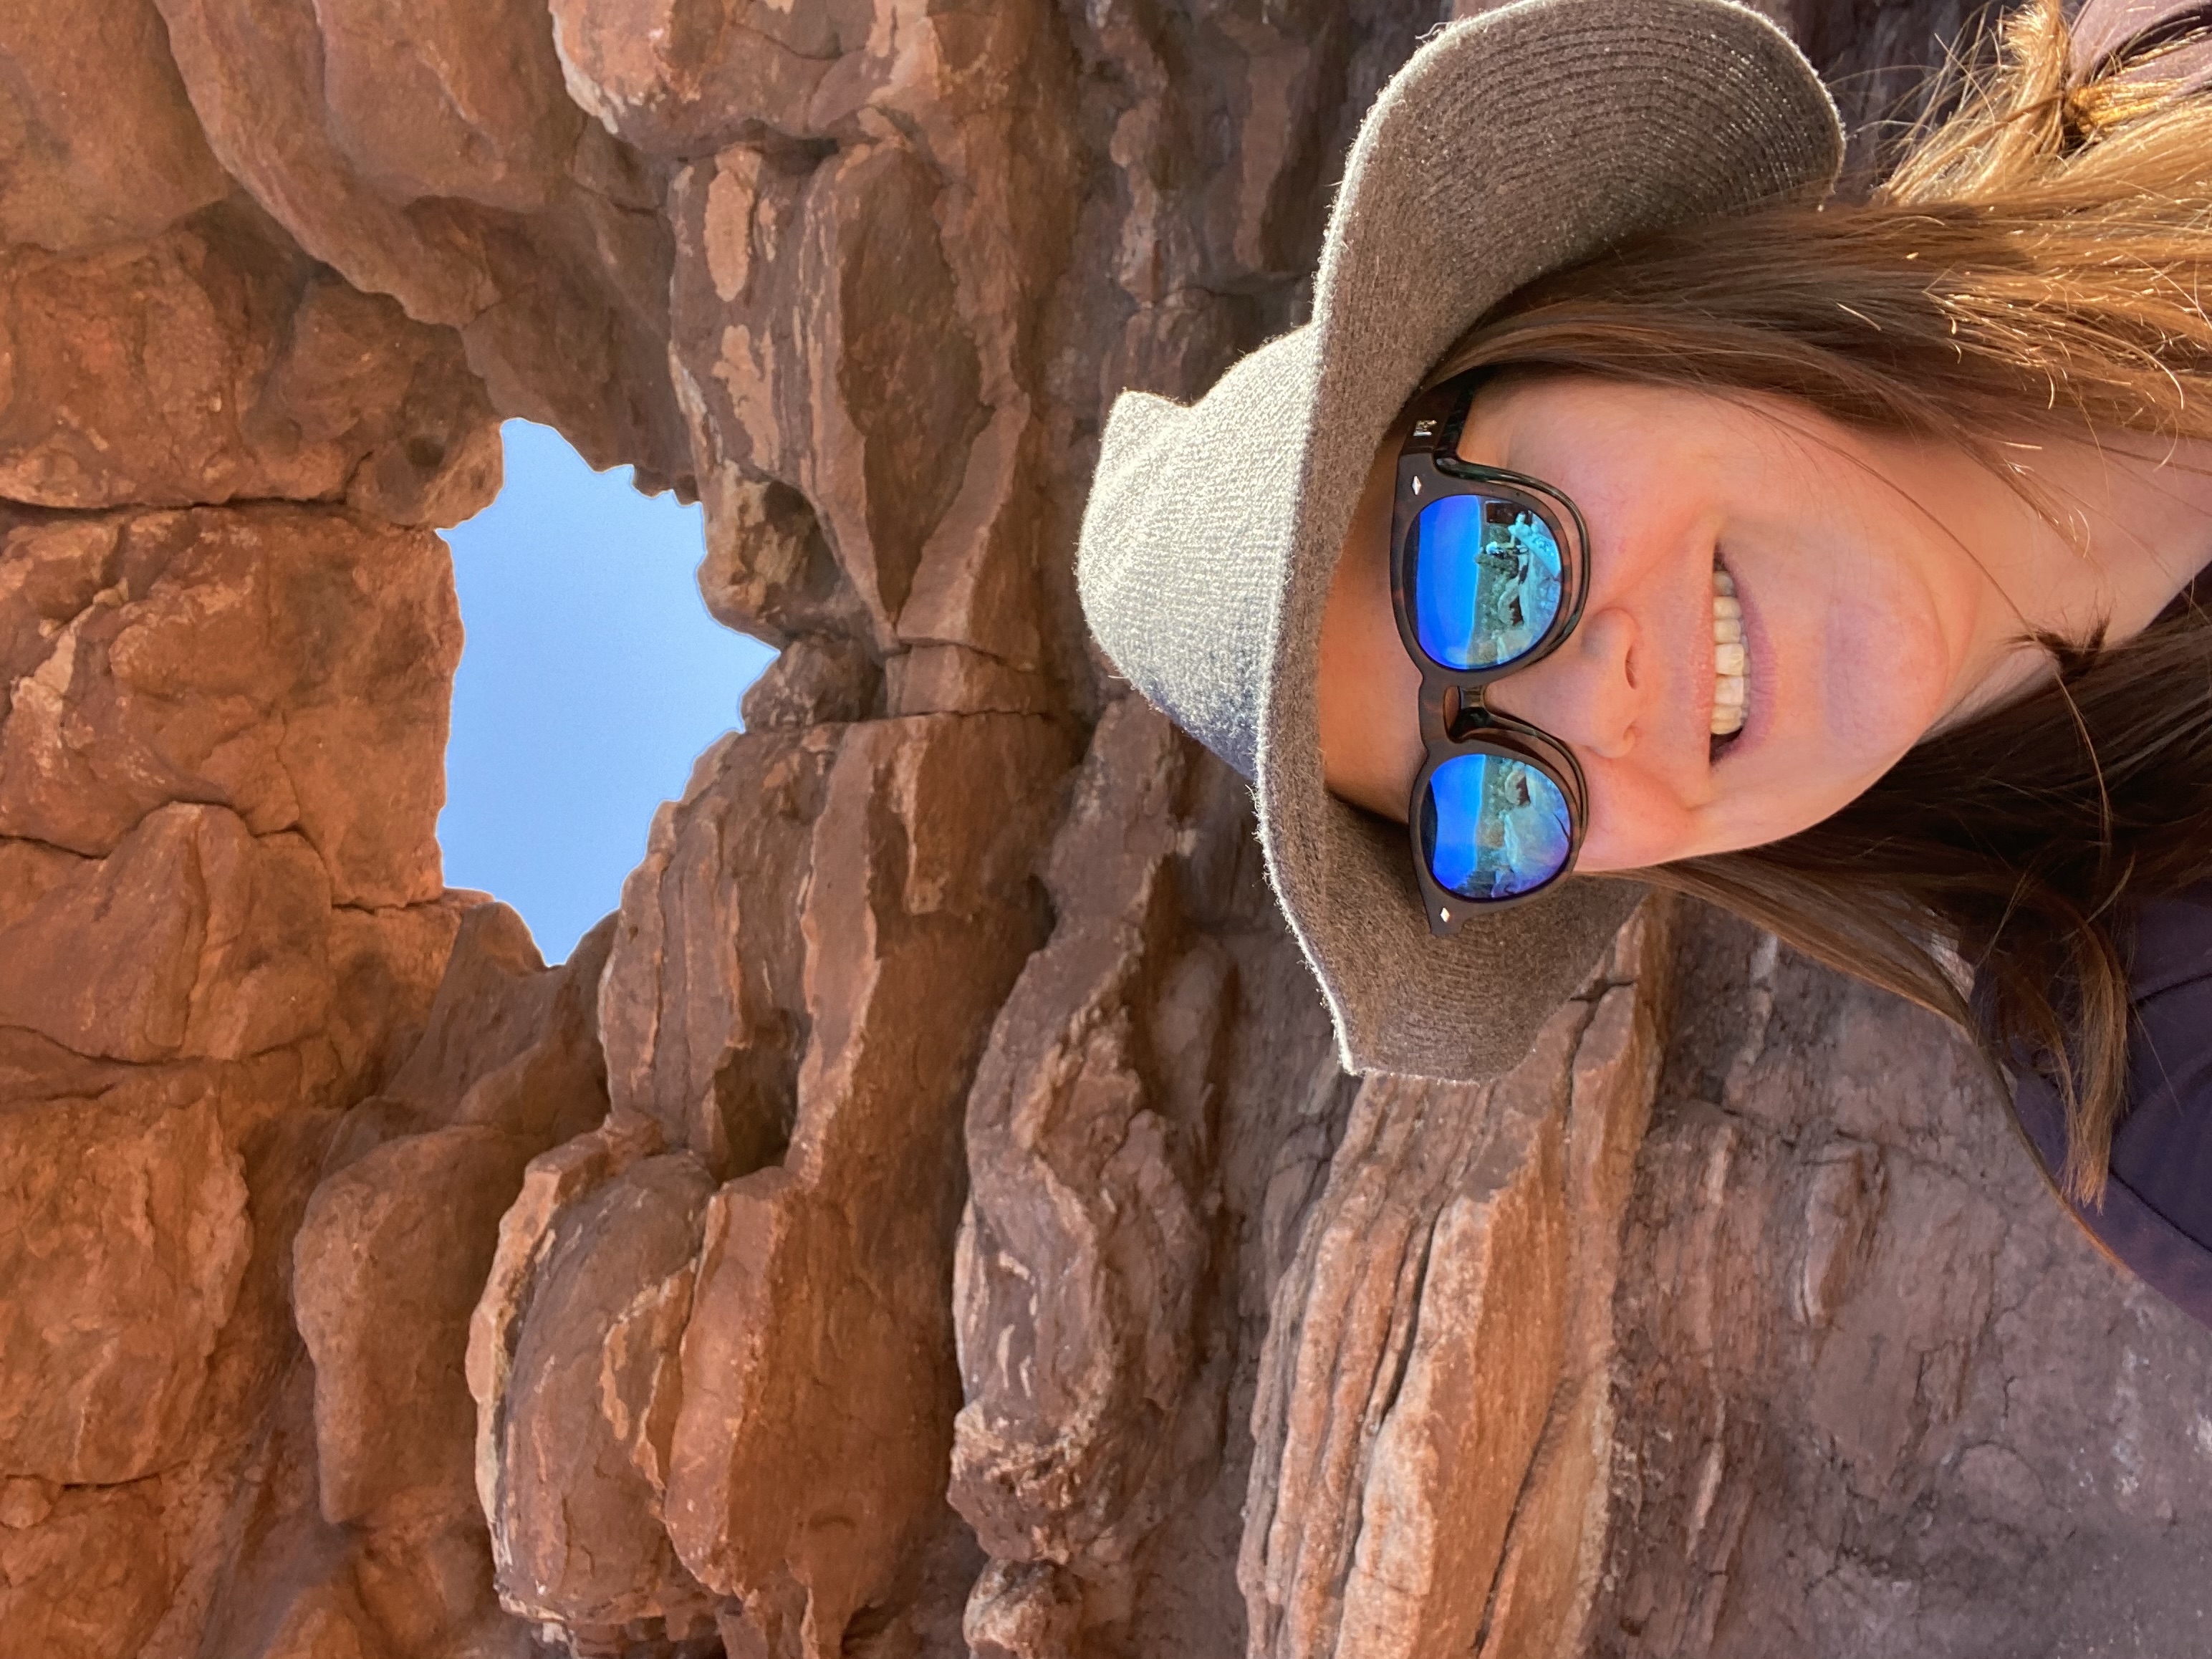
[1711,567,1748,736]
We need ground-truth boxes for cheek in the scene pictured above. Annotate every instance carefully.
[1735,514,1958,842]
[1814,568,1953,775]
[1572,766,1700,870]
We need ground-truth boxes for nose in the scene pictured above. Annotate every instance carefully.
[1485,606,1641,759]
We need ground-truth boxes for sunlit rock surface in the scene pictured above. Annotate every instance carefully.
[2,0,2206,1655]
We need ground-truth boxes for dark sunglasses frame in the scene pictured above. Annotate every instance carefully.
[1388,371,1593,934]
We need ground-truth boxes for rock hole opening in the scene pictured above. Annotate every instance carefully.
[438,418,778,963]
[711,1019,802,1181]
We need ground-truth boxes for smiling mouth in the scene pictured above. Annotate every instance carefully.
[1711,564,1748,749]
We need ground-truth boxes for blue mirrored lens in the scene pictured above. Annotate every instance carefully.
[1410,494,1564,670]
[1420,752,1573,901]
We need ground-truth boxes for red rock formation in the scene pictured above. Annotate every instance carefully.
[5,0,2211,1656]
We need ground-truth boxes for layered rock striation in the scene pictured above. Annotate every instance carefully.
[4,0,2208,1656]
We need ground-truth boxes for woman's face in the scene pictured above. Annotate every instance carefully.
[1318,373,2094,871]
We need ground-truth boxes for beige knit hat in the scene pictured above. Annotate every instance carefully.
[1077,0,1843,1080]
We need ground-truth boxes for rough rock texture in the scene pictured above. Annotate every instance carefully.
[149,0,691,485]
[6,0,2211,1656]
[1594,909,2212,1658]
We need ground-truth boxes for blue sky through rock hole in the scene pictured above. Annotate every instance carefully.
[438,420,777,963]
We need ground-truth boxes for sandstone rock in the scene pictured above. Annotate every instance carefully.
[885,645,1057,718]
[737,635,883,730]
[0,506,460,905]
[468,1115,668,1511]
[193,909,617,1657]
[0,1069,250,1484]
[0,835,82,920]
[372,904,617,1150]
[0,21,517,1645]
[0,207,499,517]
[323,899,476,1092]
[663,0,1092,677]
[946,691,1386,1656]
[0,407,479,1659]
[294,1125,542,1526]
[1238,965,1658,1659]
[314,0,585,213]
[0,1479,54,1529]
[211,1356,531,1659]
[371,904,581,1125]
[151,0,692,483]
[0,804,330,1064]
[668,136,993,655]
[0,519,115,698]
[1476,1370,1615,1659]
[1338,1089,1569,1658]
[269,277,504,529]
[963,1559,1084,1659]
[693,476,873,650]
[660,713,1071,1650]
[1471,973,1668,1659]
[0,1484,174,1659]
[293,905,617,1531]
[0,0,231,254]
[0,943,458,1659]
[545,0,870,157]
[0,415,474,1659]
[1589,906,2212,1658]
[599,728,837,1176]
[254,1580,398,1659]
[951,700,1236,1592]
[473,1133,720,1644]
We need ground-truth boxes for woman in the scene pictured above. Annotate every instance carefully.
[1077,0,2212,1324]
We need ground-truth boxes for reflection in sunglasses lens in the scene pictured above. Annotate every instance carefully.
[1411,495,1564,670]
[1420,751,1573,900]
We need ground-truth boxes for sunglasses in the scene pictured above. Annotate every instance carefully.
[1389,371,1592,934]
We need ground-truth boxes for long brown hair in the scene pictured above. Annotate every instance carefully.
[1430,0,2212,1201]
